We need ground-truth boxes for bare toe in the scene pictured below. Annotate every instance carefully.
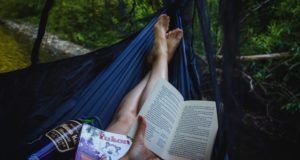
[159,14,170,31]
[175,29,183,39]
[154,14,170,34]
[167,28,183,61]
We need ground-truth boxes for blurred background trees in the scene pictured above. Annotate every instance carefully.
[0,0,299,113]
[0,0,162,48]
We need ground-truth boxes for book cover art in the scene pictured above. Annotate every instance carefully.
[75,124,132,160]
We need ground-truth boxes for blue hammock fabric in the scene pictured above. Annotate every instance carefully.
[0,4,204,160]
[31,10,203,140]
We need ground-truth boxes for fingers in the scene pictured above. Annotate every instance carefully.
[134,116,147,142]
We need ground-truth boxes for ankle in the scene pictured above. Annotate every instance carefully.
[156,53,168,62]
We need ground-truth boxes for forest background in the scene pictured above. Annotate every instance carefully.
[0,0,299,124]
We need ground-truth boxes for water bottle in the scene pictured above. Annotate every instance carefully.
[27,119,87,160]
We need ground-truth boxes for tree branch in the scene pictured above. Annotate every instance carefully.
[217,52,290,61]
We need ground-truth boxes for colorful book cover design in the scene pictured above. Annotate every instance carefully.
[75,124,132,160]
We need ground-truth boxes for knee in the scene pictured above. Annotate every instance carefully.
[114,114,136,126]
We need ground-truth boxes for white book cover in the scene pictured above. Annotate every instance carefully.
[75,124,132,160]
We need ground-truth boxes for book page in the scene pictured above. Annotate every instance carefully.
[168,101,218,160]
[128,78,184,159]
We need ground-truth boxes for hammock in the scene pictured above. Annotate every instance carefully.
[0,0,224,159]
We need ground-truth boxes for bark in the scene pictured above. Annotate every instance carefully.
[217,52,290,61]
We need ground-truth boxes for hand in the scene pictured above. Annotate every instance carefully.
[122,116,159,160]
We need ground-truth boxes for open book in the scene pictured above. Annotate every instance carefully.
[128,78,218,160]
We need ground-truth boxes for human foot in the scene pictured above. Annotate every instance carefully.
[147,28,183,64]
[166,28,183,61]
[147,14,169,64]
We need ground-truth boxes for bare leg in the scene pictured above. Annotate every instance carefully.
[106,15,183,135]
[106,73,150,134]
[138,14,170,107]
[139,28,183,107]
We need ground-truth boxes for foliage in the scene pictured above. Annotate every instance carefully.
[0,0,44,18]
[240,0,300,113]
[240,0,299,54]
[192,0,300,114]
[0,0,162,48]
[0,0,299,113]
[192,0,221,60]
[0,25,30,72]
[282,101,300,114]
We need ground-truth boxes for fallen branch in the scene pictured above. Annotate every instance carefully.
[217,52,290,61]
